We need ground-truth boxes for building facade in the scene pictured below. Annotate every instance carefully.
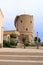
[0,9,4,47]
[15,14,34,42]
[4,30,20,42]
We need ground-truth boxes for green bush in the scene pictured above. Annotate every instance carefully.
[41,44,43,46]
[10,34,16,38]
[25,41,30,46]
[10,41,17,46]
[25,41,31,46]
[30,43,36,47]
[3,40,10,47]
[10,41,18,48]
[25,41,36,47]
[3,40,18,48]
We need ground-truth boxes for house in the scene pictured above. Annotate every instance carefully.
[4,30,20,42]
[0,9,4,47]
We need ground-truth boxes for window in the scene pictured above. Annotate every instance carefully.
[26,28,28,31]
[30,21,32,23]
[21,20,22,23]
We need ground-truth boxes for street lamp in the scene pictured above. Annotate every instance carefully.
[36,32,39,49]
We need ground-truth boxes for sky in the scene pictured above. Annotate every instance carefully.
[0,0,43,41]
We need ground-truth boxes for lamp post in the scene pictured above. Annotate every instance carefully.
[37,32,39,49]
[37,32,38,41]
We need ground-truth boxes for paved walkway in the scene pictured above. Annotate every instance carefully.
[0,47,43,53]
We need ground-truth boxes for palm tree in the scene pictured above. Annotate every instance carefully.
[34,37,41,43]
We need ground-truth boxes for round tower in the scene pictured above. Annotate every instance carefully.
[14,14,34,42]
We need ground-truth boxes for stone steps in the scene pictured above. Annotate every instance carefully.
[0,52,43,56]
[0,55,43,61]
[0,60,43,65]
[0,48,43,55]
[0,48,43,65]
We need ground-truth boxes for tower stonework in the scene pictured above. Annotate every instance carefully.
[15,14,34,42]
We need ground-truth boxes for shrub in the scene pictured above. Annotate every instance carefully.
[10,41,17,46]
[3,40,18,48]
[10,34,17,38]
[30,43,36,47]
[25,41,31,46]
[25,41,36,47]
[41,44,43,46]
[3,40,10,47]
[10,41,15,45]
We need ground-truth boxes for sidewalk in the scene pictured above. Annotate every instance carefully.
[0,47,43,53]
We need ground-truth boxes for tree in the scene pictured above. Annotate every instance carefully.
[34,37,41,43]
[38,38,41,42]
[34,37,41,49]
[10,34,17,38]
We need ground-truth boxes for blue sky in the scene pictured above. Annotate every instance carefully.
[0,0,43,41]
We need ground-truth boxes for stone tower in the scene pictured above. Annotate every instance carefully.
[15,14,34,42]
